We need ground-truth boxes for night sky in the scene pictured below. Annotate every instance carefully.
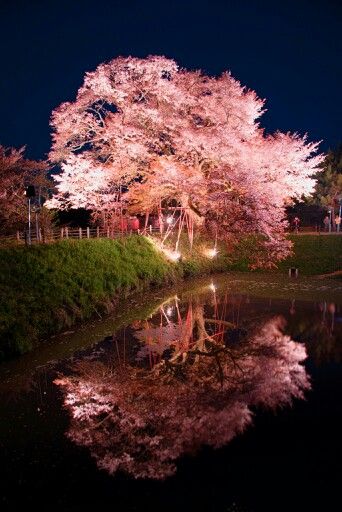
[0,0,341,160]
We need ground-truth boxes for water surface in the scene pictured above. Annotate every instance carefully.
[1,275,341,511]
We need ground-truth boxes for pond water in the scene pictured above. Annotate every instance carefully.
[0,275,341,511]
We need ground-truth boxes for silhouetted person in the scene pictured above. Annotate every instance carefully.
[293,217,300,233]
[323,215,330,232]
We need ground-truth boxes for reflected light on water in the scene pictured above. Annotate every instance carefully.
[55,291,310,480]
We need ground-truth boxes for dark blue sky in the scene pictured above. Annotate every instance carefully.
[0,0,341,159]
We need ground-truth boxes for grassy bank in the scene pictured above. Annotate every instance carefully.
[0,236,175,358]
[277,235,342,276]
[0,233,341,359]
[0,235,233,359]
[225,234,342,276]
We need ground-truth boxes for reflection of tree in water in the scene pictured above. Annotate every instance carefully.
[55,297,310,480]
[286,300,342,365]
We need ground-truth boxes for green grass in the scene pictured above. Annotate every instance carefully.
[163,233,233,276]
[0,234,233,359]
[1,233,341,360]
[0,236,178,359]
[276,235,342,276]
[222,234,342,276]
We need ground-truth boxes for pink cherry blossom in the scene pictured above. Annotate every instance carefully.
[47,56,323,266]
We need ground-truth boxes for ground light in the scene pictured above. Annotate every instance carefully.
[147,236,181,261]
[167,250,181,261]
[205,231,218,258]
[205,247,218,258]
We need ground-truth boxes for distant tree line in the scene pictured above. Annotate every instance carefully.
[0,145,53,236]
[287,144,342,229]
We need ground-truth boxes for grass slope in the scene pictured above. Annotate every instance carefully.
[277,235,342,275]
[0,236,178,358]
[0,233,341,359]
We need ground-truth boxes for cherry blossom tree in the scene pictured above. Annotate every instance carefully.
[48,56,323,265]
[0,144,49,234]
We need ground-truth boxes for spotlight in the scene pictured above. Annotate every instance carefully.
[169,251,181,261]
[206,247,218,258]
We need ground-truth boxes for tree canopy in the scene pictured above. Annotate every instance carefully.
[313,144,342,212]
[47,56,323,266]
[0,145,49,234]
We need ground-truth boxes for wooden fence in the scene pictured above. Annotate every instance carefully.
[0,225,161,246]
[0,225,341,247]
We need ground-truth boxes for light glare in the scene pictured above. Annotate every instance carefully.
[206,247,218,258]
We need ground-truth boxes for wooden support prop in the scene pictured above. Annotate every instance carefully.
[158,202,164,235]
[175,209,185,252]
[96,226,100,238]
[16,231,20,241]
[79,227,82,239]
[65,227,69,239]
[144,211,149,232]
[86,227,90,238]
